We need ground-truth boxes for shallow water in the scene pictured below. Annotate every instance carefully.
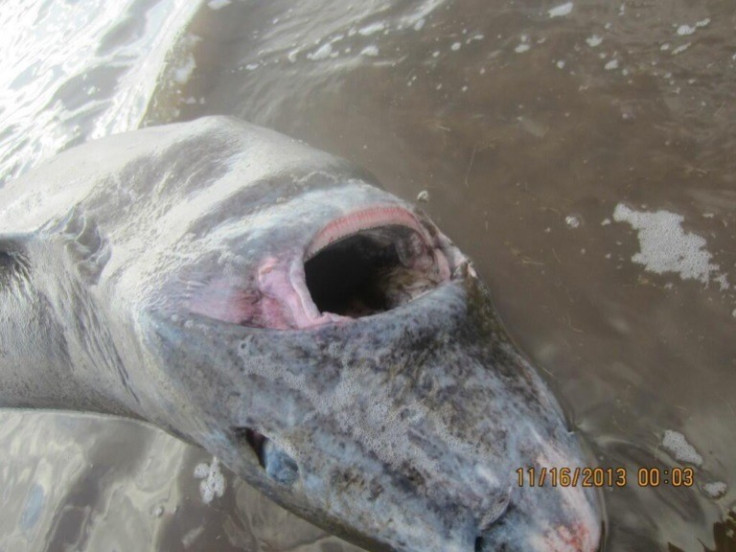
[1,0,734,550]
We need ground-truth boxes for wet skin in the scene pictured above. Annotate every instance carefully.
[0,117,601,551]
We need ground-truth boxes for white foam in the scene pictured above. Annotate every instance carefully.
[515,43,530,53]
[182,526,204,547]
[173,54,196,84]
[549,2,574,18]
[586,35,603,47]
[604,59,619,70]
[613,204,724,287]
[306,43,334,61]
[677,19,710,35]
[672,43,691,55]
[398,0,444,28]
[359,22,386,36]
[565,215,581,228]
[661,430,703,466]
[451,41,461,51]
[360,45,379,57]
[193,457,226,503]
[703,481,727,498]
[474,465,499,486]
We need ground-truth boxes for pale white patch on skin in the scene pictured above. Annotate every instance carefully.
[475,464,500,487]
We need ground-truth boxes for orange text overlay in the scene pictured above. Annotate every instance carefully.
[516,467,695,488]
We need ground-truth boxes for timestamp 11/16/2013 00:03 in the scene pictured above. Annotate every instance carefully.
[516,466,695,488]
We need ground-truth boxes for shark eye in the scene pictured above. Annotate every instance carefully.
[234,427,299,486]
[304,225,443,318]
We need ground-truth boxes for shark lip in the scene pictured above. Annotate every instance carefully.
[304,204,443,264]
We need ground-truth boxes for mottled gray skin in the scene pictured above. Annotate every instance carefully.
[0,117,601,551]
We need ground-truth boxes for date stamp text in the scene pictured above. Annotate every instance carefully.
[516,467,694,488]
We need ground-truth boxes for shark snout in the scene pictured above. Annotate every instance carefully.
[474,475,602,552]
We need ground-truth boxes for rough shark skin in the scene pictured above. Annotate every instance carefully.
[0,117,602,552]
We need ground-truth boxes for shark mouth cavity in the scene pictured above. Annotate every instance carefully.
[302,205,451,319]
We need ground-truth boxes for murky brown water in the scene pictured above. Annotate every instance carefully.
[1,0,735,551]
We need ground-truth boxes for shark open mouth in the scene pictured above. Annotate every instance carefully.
[302,206,451,319]
[188,205,458,329]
